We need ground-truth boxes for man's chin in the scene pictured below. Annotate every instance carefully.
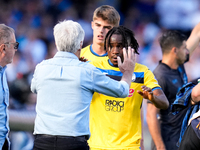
[112,62,118,67]
[96,39,104,45]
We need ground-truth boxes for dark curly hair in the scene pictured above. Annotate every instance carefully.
[104,25,139,54]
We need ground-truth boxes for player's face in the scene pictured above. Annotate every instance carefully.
[92,18,114,46]
[176,40,189,65]
[107,34,124,67]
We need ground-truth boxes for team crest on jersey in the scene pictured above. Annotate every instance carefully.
[128,88,134,97]
[132,73,136,82]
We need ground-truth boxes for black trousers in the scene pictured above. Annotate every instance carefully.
[179,119,200,150]
[33,134,89,150]
[2,139,8,150]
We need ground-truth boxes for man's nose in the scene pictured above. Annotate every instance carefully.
[112,47,120,53]
[99,27,104,33]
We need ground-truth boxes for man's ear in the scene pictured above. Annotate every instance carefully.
[0,44,5,54]
[172,47,177,54]
[80,41,83,49]
[91,21,94,30]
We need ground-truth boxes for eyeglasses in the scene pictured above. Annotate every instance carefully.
[4,42,19,49]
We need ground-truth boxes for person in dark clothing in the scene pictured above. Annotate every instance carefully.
[178,79,200,150]
[146,22,200,150]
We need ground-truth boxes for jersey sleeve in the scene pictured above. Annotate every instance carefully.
[144,68,162,104]
[144,68,161,91]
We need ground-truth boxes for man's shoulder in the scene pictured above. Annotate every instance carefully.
[153,63,168,74]
[37,57,95,71]
[81,45,91,55]
[152,64,171,83]
[135,63,151,72]
[36,59,49,67]
[81,45,108,62]
[82,45,90,51]
[90,59,108,68]
[79,62,96,71]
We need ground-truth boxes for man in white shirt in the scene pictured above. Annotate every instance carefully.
[31,20,136,150]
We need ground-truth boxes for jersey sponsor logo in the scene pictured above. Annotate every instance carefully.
[132,73,136,82]
[172,79,178,84]
[105,99,124,112]
[128,88,134,97]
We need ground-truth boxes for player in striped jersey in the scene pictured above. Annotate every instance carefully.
[88,26,169,150]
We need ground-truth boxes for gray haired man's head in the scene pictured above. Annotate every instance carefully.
[53,20,85,53]
[0,24,15,44]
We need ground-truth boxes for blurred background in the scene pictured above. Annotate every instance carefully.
[1,0,200,149]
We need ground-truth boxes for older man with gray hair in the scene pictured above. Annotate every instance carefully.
[0,24,18,150]
[31,20,136,150]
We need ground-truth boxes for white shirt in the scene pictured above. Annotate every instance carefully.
[31,51,129,136]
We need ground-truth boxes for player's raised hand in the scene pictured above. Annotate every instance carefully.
[118,46,136,74]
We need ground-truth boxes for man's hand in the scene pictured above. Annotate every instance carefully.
[118,47,136,74]
[137,85,153,100]
[118,47,136,87]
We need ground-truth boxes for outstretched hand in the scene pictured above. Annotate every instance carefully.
[137,85,154,101]
[118,47,136,74]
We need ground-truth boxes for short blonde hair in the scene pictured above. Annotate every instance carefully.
[93,5,120,27]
